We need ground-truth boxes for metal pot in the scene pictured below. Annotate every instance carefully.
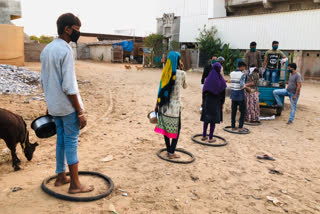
[259,80,270,87]
[31,115,56,138]
[271,83,280,87]
[147,111,158,124]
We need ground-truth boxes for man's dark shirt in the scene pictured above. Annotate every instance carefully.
[201,64,212,84]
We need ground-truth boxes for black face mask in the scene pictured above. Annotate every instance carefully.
[70,29,80,43]
[288,69,293,73]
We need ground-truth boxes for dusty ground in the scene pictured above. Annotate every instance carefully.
[0,60,320,214]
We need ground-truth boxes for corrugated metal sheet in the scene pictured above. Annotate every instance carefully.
[112,46,123,63]
[180,14,208,43]
[208,9,320,50]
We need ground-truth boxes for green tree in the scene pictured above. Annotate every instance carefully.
[143,34,164,67]
[29,35,54,44]
[220,44,242,75]
[169,40,180,51]
[196,25,242,75]
[143,34,163,55]
[29,35,39,42]
[39,35,54,44]
[196,25,222,61]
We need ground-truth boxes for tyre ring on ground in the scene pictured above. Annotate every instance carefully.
[157,148,195,164]
[191,134,228,147]
[244,121,261,126]
[223,126,250,135]
[41,171,114,202]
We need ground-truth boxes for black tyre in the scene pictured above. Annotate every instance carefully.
[157,148,195,164]
[276,108,282,116]
[244,121,261,126]
[223,126,250,135]
[41,171,114,202]
[191,134,228,147]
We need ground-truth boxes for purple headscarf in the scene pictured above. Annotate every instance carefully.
[203,62,227,95]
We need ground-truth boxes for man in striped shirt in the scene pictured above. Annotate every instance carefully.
[230,61,247,132]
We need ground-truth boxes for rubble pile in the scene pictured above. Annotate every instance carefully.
[0,64,41,95]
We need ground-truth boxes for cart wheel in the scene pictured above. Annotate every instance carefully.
[276,108,282,116]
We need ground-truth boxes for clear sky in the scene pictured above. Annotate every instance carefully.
[12,0,158,37]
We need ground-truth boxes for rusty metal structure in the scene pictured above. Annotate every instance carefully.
[80,32,144,43]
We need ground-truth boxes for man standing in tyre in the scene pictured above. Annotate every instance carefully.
[40,13,94,194]
[263,41,288,83]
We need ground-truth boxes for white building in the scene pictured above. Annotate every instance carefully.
[156,0,320,81]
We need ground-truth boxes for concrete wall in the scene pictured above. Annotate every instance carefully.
[24,42,46,62]
[156,0,209,43]
[171,16,181,42]
[77,44,90,60]
[301,51,320,81]
[0,24,24,66]
[25,42,80,62]
[157,14,180,42]
[189,49,199,68]
[88,45,112,62]
[70,42,77,60]
[0,0,21,24]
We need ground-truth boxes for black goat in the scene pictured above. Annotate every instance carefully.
[0,108,38,171]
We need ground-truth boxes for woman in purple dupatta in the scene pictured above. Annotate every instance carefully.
[200,62,227,143]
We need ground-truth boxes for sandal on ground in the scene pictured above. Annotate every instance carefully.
[201,136,208,141]
[168,153,181,159]
[208,138,216,143]
[249,120,260,123]
[238,128,248,133]
[257,154,275,161]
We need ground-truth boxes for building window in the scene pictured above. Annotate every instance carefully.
[307,53,310,57]
[317,54,320,57]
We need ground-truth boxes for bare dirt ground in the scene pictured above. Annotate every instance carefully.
[1,60,320,214]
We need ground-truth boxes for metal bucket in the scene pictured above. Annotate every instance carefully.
[147,111,158,124]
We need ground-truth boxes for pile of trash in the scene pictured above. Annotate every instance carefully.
[0,64,41,95]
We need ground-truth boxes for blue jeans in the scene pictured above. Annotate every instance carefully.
[53,112,80,173]
[273,89,300,122]
[265,69,279,83]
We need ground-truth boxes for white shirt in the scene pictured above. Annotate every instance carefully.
[40,38,84,116]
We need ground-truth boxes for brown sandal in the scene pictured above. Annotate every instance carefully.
[208,138,216,143]
[201,136,208,141]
